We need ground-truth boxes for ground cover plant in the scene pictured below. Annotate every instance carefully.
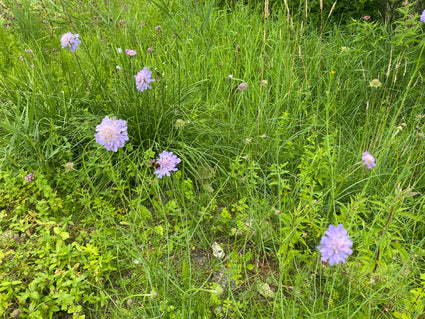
[1,0,425,318]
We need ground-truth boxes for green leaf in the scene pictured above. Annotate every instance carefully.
[54,227,70,240]
[154,225,164,236]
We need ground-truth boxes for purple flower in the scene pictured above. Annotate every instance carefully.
[135,67,155,92]
[362,151,376,169]
[154,151,181,178]
[362,15,370,20]
[126,49,137,56]
[155,25,162,34]
[421,10,425,23]
[60,32,81,52]
[95,116,129,152]
[25,173,36,183]
[238,82,248,91]
[317,224,353,266]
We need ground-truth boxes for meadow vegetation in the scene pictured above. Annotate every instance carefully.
[1,0,425,318]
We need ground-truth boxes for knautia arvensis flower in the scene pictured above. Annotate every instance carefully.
[154,151,181,179]
[60,32,81,52]
[317,224,353,266]
[95,116,129,152]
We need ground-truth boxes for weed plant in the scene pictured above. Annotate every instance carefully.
[1,0,425,318]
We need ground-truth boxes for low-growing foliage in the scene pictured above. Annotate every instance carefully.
[0,171,113,318]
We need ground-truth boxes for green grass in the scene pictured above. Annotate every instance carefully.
[1,0,425,318]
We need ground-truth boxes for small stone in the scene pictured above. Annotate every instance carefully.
[11,309,21,317]
[212,242,225,259]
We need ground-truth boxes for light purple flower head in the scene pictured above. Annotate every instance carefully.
[362,151,376,169]
[317,224,353,266]
[238,82,248,91]
[25,173,36,184]
[155,25,161,30]
[154,151,181,178]
[135,67,155,92]
[126,49,137,57]
[95,116,129,152]
[60,32,81,52]
[421,10,425,23]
